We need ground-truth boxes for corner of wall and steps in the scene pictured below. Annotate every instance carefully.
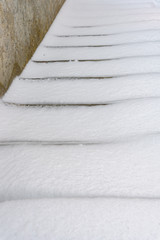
[0,0,65,96]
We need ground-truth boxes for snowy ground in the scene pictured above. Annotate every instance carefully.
[1,0,160,239]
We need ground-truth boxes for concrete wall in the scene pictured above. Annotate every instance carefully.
[0,0,65,96]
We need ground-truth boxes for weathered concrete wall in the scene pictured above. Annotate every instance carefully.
[0,0,65,96]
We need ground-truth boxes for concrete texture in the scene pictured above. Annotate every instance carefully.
[0,0,65,96]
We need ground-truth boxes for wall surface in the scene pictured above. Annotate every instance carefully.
[0,0,65,96]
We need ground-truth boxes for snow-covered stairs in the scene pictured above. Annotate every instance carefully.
[1,0,160,239]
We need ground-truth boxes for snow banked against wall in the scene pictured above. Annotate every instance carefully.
[1,0,160,239]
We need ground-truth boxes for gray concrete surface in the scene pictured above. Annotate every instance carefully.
[0,0,65,96]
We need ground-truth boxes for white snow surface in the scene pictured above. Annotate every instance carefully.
[0,136,160,201]
[42,30,160,47]
[3,74,160,104]
[1,0,160,238]
[0,198,160,240]
[1,99,160,142]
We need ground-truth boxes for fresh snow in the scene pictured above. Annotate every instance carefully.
[1,199,160,240]
[0,136,160,201]
[19,57,160,78]
[33,42,160,61]
[1,0,160,238]
[1,99,160,142]
[4,74,160,104]
[42,30,160,47]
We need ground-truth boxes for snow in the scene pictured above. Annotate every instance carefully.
[1,99,160,142]
[41,30,160,47]
[59,13,160,27]
[1,198,160,240]
[1,0,160,238]
[33,42,160,61]
[20,57,160,78]
[3,74,160,104]
[0,136,160,201]
[50,21,160,36]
